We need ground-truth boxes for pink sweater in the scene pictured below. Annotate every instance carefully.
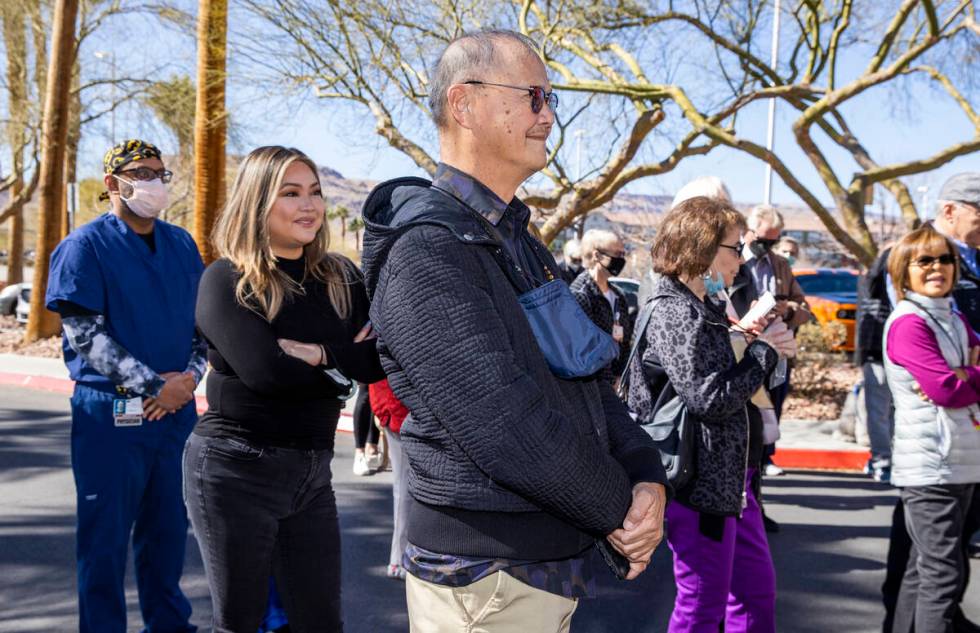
[886,312,980,408]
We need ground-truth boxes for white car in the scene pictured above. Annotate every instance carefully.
[14,284,31,324]
[0,283,23,316]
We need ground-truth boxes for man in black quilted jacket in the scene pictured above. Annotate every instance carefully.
[359,29,670,632]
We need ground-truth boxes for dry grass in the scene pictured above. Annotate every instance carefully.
[783,322,860,421]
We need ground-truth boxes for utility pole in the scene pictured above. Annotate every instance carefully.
[763,0,782,205]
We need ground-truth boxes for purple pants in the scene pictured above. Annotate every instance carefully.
[666,468,776,633]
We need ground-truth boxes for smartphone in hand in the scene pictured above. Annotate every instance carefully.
[595,539,632,581]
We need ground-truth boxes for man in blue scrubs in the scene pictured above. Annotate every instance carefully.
[45,139,205,633]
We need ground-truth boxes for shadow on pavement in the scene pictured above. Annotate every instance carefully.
[0,405,72,480]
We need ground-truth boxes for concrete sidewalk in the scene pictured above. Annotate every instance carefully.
[0,353,868,468]
[0,353,357,433]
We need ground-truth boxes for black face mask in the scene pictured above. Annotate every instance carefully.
[749,238,778,259]
[599,252,627,276]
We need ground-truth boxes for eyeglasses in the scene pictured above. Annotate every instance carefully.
[910,254,956,268]
[597,249,626,259]
[115,167,173,183]
[718,241,745,255]
[464,81,558,114]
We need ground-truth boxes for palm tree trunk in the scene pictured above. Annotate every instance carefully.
[2,0,28,285]
[191,0,228,264]
[7,208,24,285]
[25,0,78,342]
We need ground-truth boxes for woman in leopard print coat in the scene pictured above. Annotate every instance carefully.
[626,196,792,633]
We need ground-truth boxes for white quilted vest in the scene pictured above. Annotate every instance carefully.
[883,293,980,487]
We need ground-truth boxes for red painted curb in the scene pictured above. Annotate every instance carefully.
[0,371,353,430]
[0,372,75,395]
[771,447,870,472]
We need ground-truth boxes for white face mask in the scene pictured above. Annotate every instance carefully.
[115,176,169,218]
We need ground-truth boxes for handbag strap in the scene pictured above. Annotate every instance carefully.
[617,297,658,397]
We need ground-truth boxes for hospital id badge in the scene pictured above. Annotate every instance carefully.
[113,398,143,427]
[612,324,624,342]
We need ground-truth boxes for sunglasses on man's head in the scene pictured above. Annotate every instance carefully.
[910,254,956,268]
[464,81,558,114]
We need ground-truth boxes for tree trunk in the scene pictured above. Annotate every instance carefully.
[192,0,228,264]
[25,0,78,342]
[3,0,28,285]
[30,0,46,98]
[7,209,24,285]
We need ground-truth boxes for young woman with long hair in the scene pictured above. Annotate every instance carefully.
[186,146,384,631]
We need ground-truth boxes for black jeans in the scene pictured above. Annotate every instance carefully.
[183,432,343,632]
[352,384,378,450]
[892,483,975,633]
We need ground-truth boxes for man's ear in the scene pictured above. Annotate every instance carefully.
[941,202,957,222]
[446,84,473,129]
[103,173,117,194]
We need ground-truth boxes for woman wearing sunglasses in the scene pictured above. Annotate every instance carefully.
[883,224,980,633]
[626,196,795,632]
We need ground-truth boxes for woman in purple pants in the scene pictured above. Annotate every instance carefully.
[626,197,796,632]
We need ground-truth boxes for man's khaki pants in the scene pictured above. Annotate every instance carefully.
[406,570,578,633]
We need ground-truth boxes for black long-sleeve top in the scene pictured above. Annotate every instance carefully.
[194,255,384,450]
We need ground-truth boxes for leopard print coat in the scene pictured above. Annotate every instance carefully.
[627,275,777,515]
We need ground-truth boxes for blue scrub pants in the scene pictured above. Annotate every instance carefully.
[70,384,197,633]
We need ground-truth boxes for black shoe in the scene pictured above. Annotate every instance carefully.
[763,514,780,533]
[955,607,980,633]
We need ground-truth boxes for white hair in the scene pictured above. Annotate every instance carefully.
[670,176,733,209]
[580,229,622,266]
[562,238,581,258]
[747,204,785,232]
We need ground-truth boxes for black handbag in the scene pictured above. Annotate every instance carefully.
[620,298,696,489]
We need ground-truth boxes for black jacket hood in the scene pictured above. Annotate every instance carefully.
[360,176,503,300]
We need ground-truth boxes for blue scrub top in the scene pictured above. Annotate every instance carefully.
[45,213,204,388]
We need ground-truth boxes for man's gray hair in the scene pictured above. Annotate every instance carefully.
[429,29,540,129]
[747,204,785,232]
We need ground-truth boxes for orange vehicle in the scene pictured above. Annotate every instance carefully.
[792,268,859,352]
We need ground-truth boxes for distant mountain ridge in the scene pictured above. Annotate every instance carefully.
[315,165,835,234]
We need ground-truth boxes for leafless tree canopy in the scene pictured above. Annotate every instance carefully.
[238,0,980,264]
